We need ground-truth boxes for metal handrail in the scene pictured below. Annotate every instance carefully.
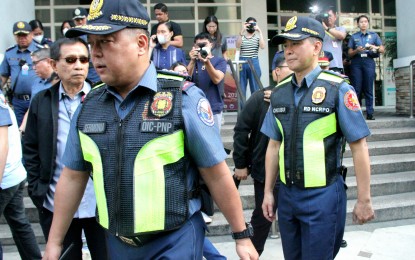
[410,60,415,118]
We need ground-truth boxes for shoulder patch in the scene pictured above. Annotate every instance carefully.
[197,98,214,127]
[344,90,361,111]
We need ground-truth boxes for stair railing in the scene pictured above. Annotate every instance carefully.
[410,60,415,118]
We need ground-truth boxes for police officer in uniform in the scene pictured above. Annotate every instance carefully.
[42,0,258,259]
[261,16,375,260]
[1,21,41,126]
[348,15,384,120]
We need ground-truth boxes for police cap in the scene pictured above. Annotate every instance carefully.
[66,0,150,37]
[13,21,32,35]
[272,16,325,45]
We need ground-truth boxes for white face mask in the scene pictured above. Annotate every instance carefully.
[33,34,44,43]
[157,34,169,45]
[62,28,69,36]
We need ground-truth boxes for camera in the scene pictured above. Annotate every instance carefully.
[196,43,209,59]
[246,22,256,33]
[313,12,329,23]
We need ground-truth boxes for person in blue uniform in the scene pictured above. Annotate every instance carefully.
[41,1,258,259]
[1,21,41,126]
[348,15,384,120]
[262,16,375,260]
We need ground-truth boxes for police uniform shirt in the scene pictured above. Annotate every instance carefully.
[31,77,54,99]
[0,94,27,189]
[261,65,370,144]
[0,41,40,95]
[62,63,226,215]
[348,31,382,58]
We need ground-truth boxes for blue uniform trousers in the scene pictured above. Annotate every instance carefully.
[350,57,376,116]
[278,175,346,260]
[11,98,30,126]
[106,211,205,259]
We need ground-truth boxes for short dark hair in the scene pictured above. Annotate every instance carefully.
[357,15,370,23]
[325,6,336,14]
[154,3,168,12]
[157,21,172,32]
[194,32,212,43]
[60,20,75,36]
[29,19,44,31]
[170,61,187,71]
[246,17,257,23]
[50,37,89,61]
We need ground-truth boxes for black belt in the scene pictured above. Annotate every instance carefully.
[13,94,31,101]
[284,168,341,189]
[118,229,175,247]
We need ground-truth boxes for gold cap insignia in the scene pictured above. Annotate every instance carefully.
[285,16,297,31]
[88,0,104,21]
[17,22,25,29]
[312,86,326,104]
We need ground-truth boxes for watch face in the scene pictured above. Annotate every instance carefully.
[232,222,254,239]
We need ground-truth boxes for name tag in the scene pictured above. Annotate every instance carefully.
[303,106,332,114]
[360,53,368,58]
[83,123,106,134]
[272,107,288,114]
[140,120,173,134]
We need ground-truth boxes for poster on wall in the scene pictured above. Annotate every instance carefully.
[383,32,396,106]
[223,35,238,111]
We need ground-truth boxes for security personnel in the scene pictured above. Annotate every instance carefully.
[262,16,375,260]
[348,15,384,120]
[0,21,41,126]
[42,1,258,259]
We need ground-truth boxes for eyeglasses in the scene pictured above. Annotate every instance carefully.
[60,56,89,64]
[32,58,47,66]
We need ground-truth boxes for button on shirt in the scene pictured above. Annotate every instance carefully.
[348,31,382,59]
[261,66,370,144]
[0,42,40,95]
[63,63,227,216]
[43,81,96,218]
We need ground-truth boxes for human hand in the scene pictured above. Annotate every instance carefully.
[189,48,199,61]
[352,199,375,225]
[262,191,276,222]
[263,90,272,103]
[42,241,63,260]
[234,168,249,181]
[235,238,259,260]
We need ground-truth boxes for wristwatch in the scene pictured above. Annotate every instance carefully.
[231,222,254,239]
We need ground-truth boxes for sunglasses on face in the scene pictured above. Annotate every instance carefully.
[60,56,89,64]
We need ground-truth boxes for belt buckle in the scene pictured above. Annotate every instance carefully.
[360,53,368,58]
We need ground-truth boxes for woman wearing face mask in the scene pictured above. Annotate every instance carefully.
[60,20,75,37]
[29,19,53,47]
[203,15,228,60]
[150,22,187,70]
[236,17,265,104]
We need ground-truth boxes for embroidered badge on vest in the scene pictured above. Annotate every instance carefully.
[303,106,332,114]
[83,123,106,133]
[273,106,288,114]
[344,90,361,111]
[150,91,174,118]
[140,120,174,134]
[197,98,214,127]
[312,86,326,104]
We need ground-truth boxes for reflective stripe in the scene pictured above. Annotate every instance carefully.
[317,72,343,83]
[157,73,185,81]
[275,118,286,184]
[277,76,292,87]
[78,131,109,229]
[303,113,337,187]
[133,130,185,233]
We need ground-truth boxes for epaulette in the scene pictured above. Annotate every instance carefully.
[35,43,44,49]
[5,45,16,52]
[318,70,345,84]
[276,74,293,87]
[156,70,187,82]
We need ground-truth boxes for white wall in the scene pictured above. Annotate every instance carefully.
[241,0,269,96]
[396,0,415,59]
[0,0,35,62]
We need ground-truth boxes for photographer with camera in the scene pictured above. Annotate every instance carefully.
[318,7,347,74]
[187,33,227,130]
[236,17,265,103]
